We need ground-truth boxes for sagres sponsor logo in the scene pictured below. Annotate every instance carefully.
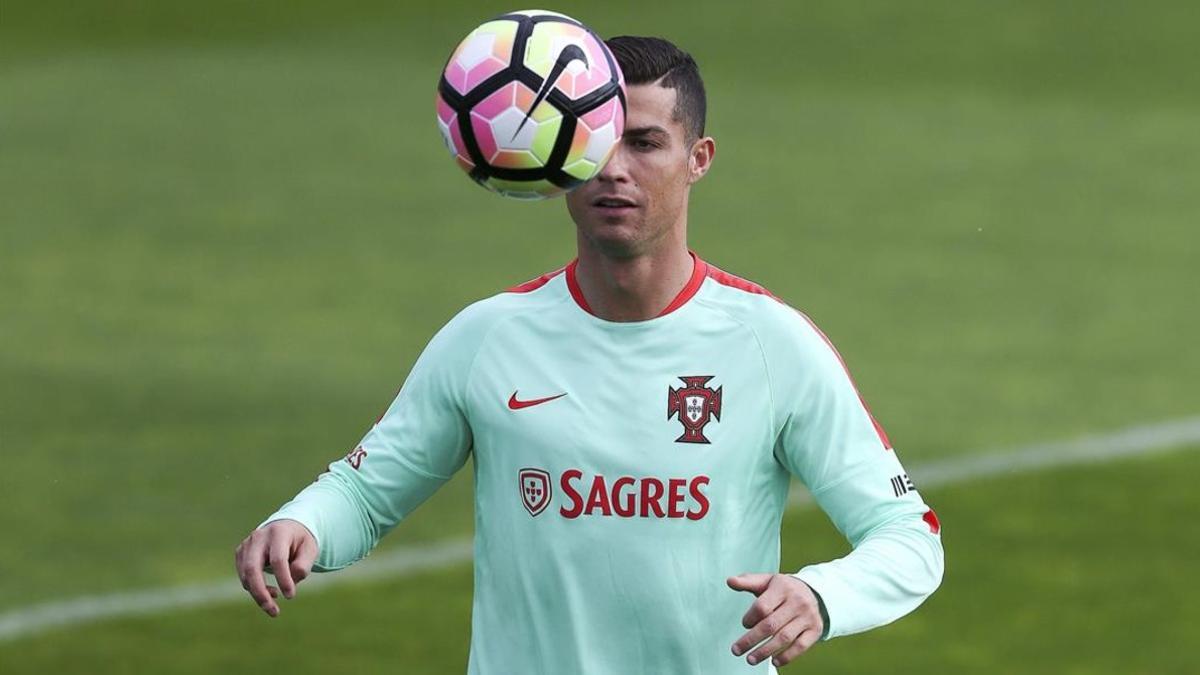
[518,468,711,520]
[560,470,710,520]
[519,468,552,517]
[667,375,722,444]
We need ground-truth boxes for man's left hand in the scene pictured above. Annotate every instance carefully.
[726,573,823,668]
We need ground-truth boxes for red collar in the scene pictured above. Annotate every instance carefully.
[565,251,708,319]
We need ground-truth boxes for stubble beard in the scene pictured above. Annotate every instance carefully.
[583,211,670,260]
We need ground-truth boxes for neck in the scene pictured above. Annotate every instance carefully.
[572,237,695,322]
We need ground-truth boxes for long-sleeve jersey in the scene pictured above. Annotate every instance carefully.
[265,252,944,674]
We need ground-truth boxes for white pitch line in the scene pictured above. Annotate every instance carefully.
[787,415,1200,506]
[0,538,474,643]
[3,415,1199,643]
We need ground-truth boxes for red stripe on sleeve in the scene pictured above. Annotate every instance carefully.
[794,312,894,450]
[506,266,567,293]
[703,262,782,301]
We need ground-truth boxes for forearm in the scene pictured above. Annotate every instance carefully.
[793,514,944,639]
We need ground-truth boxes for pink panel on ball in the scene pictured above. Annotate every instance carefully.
[580,97,618,131]
[464,57,507,94]
[436,95,455,125]
[445,62,469,96]
[584,39,612,76]
[557,71,598,99]
[470,111,499,162]
[474,83,517,121]
[592,40,623,88]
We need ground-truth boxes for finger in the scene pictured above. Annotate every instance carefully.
[290,530,318,585]
[239,535,279,617]
[744,616,805,666]
[740,577,787,629]
[235,539,250,588]
[235,536,259,594]
[266,585,280,599]
[731,602,793,657]
[771,626,821,667]
[268,538,296,600]
[726,573,772,594]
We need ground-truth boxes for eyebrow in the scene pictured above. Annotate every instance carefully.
[624,125,670,138]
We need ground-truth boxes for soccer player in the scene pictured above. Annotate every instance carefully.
[236,36,943,673]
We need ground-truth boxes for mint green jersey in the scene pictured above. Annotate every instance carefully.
[265,252,943,674]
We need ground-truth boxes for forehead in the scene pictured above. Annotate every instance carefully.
[623,83,685,139]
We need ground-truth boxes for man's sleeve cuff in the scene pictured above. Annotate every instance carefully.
[792,566,848,640]
[795,577,831,640]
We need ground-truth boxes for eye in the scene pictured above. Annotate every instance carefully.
[629,138,656,150]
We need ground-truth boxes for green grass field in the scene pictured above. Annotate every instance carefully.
[2,1,1198,671]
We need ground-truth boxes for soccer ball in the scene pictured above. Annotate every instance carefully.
[435,10,626,200]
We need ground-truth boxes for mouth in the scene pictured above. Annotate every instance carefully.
[591,194,639,215]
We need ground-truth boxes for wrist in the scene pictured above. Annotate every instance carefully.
[799,579,830,641]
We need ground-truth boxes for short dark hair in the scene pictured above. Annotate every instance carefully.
[604,36,707,143]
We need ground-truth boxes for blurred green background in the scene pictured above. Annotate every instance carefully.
[2,0,1197,672]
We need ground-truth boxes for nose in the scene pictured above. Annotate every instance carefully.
[595,143,631,184]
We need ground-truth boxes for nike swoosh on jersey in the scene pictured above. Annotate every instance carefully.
[508,391,568,410]
[511,43,589,140]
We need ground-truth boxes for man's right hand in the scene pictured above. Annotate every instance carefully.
[234,519,318,617]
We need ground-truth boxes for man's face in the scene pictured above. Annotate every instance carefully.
[565,83,713,258]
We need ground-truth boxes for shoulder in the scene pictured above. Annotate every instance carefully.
[696,259,828,355]
[697,260,882,439]
[438,263,572,341]
[695,259,856,395]
[412,264,571,382]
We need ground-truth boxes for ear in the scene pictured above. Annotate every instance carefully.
[687,136,716,184]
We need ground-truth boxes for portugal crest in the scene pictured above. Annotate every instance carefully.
[667,375,722,444]
[519,467,552,517]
